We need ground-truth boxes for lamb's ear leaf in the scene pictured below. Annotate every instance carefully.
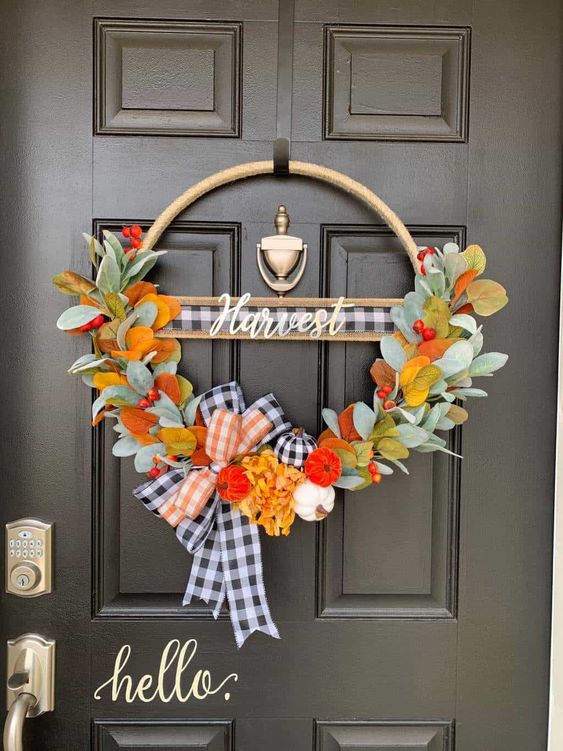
[96,254,121,294]
[57,305,100,330]
[332,474,366,490]
[126,360,154,395]
[468,352,508,377]
[352,402,376,441]
[184,395,202,426]
[321,408,341,438]
[112,435,141,457]
[134,443,165,473]
[380,336,407,372]
[103,230,126,268]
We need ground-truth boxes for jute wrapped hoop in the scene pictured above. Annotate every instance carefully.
[143,160,420,270]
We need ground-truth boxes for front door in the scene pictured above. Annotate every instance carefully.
[2,1,562,749]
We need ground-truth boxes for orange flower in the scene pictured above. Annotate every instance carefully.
[216,466,251,502]
[305,447,342,487]
[237,450,305,536]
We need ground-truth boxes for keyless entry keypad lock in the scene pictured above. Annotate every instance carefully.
[5,519,53,597]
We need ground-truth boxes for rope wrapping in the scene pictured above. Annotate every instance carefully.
[143,160,420,271]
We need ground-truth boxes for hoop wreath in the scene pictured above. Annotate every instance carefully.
[54,161,509,646]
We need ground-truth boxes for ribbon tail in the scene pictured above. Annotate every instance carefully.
[216,504,280,649]
[182,524,226,619]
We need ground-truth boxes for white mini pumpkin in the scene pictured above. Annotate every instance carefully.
[293,479,335,522]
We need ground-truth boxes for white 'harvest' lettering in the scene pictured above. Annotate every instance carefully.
[209,293,353,339]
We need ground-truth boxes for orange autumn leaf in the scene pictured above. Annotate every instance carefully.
[111,326,157,361]
[93,372,128,391]
[92,409,108,426]
[318,436,356,458]
[452,269,478,305]
[80,294,102,308]
[120,407,158,435]
[370,359,396,388]
[318,428,338,445]
[130,432,159,447]
[189,425,208,446]
[338,404,362,442]
[455,303,474,314]
[189,425,212,466]
[154,373,181,404]
[417,338,458,361]
[125,326,155,353]
[135,293,181,330]
[136,293,172,330]
[195,407,206,427]
[97,319,120,353]
[159,295,181,322]
[124,281,157,307]
[192,448,212,466]
[150,337,180,364]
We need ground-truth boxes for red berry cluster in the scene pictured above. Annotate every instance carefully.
[78,313,105,333]
[416,246,435,276]
[376,385,397,411]
[412,319,436,341]
[368,462,382,484]
[146,451,179,479]
[122,225,143,258]
[137,387,161,410]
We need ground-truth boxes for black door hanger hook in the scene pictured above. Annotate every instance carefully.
[273,0,295,176]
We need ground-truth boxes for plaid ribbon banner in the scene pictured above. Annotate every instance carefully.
[133,381,292,648]
[159,295,399,341]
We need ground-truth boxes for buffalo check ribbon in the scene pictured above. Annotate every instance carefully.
[133,381,291,647]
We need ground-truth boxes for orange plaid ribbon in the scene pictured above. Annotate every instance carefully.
[166,408,272,520]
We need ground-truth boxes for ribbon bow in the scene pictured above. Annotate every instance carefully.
[133,381,291,647]
[169,406,273,520]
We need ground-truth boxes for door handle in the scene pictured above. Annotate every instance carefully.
[3,634,55,750]
[4,693,37,751]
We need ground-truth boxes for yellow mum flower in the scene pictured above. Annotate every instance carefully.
[237,450,305,536]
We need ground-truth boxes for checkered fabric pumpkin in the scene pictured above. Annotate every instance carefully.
[274,428,317,469]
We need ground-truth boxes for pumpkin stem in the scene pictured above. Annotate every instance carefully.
[292,427,305,437]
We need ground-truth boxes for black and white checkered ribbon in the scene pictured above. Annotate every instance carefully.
[133,381,291,648]
[168,302,394,335]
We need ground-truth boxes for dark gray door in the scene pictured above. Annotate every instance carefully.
[1,1,562,749]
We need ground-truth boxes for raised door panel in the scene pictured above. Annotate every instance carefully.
[316,721,453,751]
[94,222,239,616]
[318,227,463,617]
[95,20,242,136]
[93,720,232,750]
[324,25,470,141]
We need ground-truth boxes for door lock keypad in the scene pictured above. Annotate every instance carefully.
[5,519,53,597]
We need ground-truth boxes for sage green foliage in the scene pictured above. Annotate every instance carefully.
[322,242,509,488]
